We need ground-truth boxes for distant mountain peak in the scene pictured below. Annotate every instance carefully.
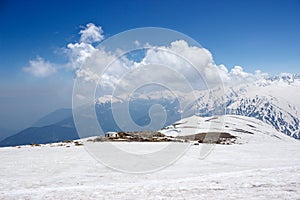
[267,73,300,84]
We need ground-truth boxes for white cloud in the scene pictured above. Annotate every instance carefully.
[74,38,268,94]
[226,65,268,85]
[65,23,106,70]
[79,23,104,44]
[230,66,250,78]
[137,40,218,89]
[24,23,104,77]
[66,42,97,69]
[75,48,133,89]
[23,22,268,92]
[23,57,57,77]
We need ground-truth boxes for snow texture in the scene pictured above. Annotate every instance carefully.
[1,115,300,199]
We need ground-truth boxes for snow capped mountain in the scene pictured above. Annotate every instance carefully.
[189,74,300,140]
[226,74,300,139]
[96,74,300,140]
[266,73,300,84]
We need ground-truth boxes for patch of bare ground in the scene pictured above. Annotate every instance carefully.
[90,131,184,143]
[90,131,238,145]
[177,132,238,145]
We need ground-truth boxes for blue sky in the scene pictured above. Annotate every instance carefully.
[0,0,300,130]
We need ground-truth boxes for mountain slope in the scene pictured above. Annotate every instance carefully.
[226,74,300,139]
[160,115,296,144]
[0,114,79,147]
[0,98,182,147]
[0,128,16,142]
[0,124,78,147]
[33,108,72,127]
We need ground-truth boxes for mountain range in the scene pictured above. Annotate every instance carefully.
[0,73,299,147]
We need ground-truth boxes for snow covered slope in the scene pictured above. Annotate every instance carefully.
[227,74,300,139]
[0,118,299,199]
[160,115,296,144]
[185,74,300,140]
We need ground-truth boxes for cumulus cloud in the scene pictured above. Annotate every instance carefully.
[65,23,106,70]
[79,23,104,43]
[24,22,268,92]
[23,57,57,77]
[73,26,268,93]
[226,66,268,85]
[66,42,97,69]
[141,40,268,88]
[137,40,219,89]
[24,23,104,77]
[74,37,268,94]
